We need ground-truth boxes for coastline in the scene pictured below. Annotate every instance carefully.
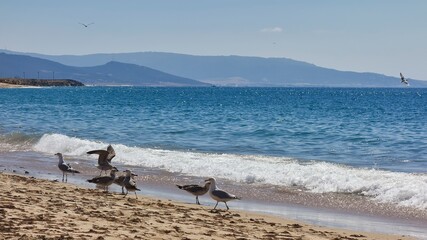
[0,151,425,239]
[0,172,415,240]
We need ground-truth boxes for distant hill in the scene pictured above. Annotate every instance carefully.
[0,53,210,87]
[2,50,427,87]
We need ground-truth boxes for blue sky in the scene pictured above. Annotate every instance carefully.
[1,0,426,80]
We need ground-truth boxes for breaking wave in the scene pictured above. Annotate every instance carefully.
[20,133,424,210]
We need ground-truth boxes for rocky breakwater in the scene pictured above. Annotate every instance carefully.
[0,78,84,87]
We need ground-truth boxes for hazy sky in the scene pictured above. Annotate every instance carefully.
[1,0,426,80]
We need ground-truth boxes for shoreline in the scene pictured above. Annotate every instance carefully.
[0,151,426,239]
[0,172,416,240]
[0,82,29,88]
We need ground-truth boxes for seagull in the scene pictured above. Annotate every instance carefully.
[87,167,118,192]
[55,153,80,182]
[87,145,116,176]
[114,171,138,194]
[123,170,141,199]
[400,72,409,86]
[79,22,94,28]
[176,181,211,205]
[205,177,240,210]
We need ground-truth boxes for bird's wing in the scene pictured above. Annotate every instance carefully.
[87,149,109,165]
[212,189,236,199]
[114,176,125,185]
[88,176,110,184]
[400,73,405,80]
[182,185,203,191]
[58,163,70,172]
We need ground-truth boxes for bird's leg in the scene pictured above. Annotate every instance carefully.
[214,202,218,209]
[121,186,125,194]
[196,196,200,205]
[62,172,65,182]
[134,192,138,199]
[65,173,68,182]
[225,202,229,211]
[123,190,128,198]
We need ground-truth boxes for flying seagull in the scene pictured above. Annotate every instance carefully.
[79,22,94,28]
[176,182,211,205]
[205,177,240,210]
[400,72,409,86]
[87,145,116,176]
[55,153,80,182]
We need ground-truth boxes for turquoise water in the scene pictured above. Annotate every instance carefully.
[1,87,426,209]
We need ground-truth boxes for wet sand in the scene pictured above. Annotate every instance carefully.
[0,151,425,239]
[0,172,415,240]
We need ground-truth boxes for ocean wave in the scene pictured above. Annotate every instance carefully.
[0,132,39,152]
[33,133,427,210]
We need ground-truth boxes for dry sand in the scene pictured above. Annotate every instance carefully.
[0,172,414,240]
[0,83,22,88]
[0,83,32,88]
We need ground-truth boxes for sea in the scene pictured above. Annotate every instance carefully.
[0,87,426,209]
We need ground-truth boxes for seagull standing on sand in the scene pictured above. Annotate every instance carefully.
[123,170,141,199]
[87,168,118,193]
[114,171,138,194]
[55,153,80,182]
[205,177,240,210]
[400,72,409,86]
[87,145,116,176]
[176,182,211,205]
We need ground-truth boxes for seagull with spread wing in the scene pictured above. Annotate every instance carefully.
[400,72,409,86]
[79,22,94,28]
[87,145,116,176]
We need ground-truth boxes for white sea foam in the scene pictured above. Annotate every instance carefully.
[33,133,427,210]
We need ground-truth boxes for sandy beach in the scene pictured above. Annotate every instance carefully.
[0,82,26,88]
[0,172,415,240]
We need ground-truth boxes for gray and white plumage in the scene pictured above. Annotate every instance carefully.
[87,168,118,192]
[87,145,116,176]
[123,170,141,198]
[55,153,80,182]
[176,181,211,205]
[205,177,240,210]
[400,72,409,86]
[114,171,137,194]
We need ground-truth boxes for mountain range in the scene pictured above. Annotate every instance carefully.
[1,49,426,87]
[0,53,209,87]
